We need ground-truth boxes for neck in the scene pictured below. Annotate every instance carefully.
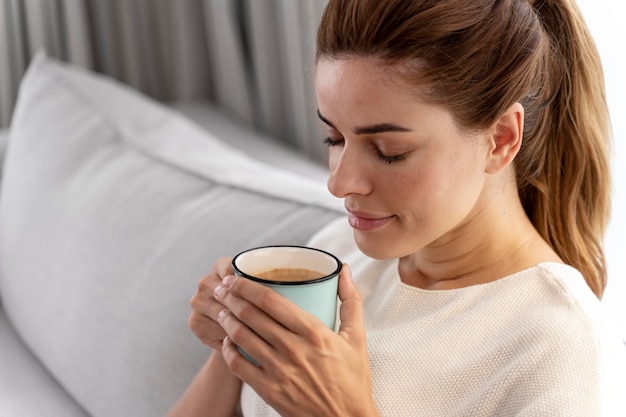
[399,176,562,290]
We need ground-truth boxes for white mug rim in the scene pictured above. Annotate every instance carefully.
[231,245,342,286]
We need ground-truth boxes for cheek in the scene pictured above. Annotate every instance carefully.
[327,148,339,170]
[435,142,487,188]
[389,156,481,218]
[391,161,441,200]
[326,148,343,191]
[428,155,487,219]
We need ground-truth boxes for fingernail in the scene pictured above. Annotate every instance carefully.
[222,275,236,288]
[218,309,229,322]
[214,285,225,300]
[343,263,353,281]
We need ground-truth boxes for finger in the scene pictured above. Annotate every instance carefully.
[193,272,224,315]
[220,274,327,339]
[188,310,227,350]
[337,264,365,344]
[222,336,269,378]
[213,257,234,279]
[191,279,224,318]
[188,271,230,349]
[214,278,291,348]
[219,310,276,370]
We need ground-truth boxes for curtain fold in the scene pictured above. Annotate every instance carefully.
[276,0,326,160]
[203,0,254,125]
[0,0,328,161]
[1,0,32,127]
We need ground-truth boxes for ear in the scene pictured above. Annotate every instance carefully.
[485,102,524,175]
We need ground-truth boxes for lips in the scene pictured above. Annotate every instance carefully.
[346,207,395,232]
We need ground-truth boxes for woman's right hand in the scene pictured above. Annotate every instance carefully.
[188,257,234,350]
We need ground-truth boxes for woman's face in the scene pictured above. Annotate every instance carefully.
[315,57,495,260]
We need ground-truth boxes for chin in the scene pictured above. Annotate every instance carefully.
[353,230,400,260]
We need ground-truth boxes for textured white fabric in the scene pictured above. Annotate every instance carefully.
[241,217,626,416]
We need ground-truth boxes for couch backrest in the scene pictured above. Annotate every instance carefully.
[0,128,8,189]
[0,53,343,417]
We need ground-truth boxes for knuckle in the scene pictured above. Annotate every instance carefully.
[193,284,209,301]
[256,288,280,312]
[228,324,248,345]
[188,313,203,334]
[225,351,245,374]
[262,381,289,405]
[352,287,364,304]
[196,275,209,290]
[235,301,257,322]
[214,257,234,276]
[199,274,218,292]
[189,293,201,308]
[189,316,225,348]
[303,324,327,348]
[190,293,212,312]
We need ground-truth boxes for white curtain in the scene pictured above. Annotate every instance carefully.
[0,0,328,160]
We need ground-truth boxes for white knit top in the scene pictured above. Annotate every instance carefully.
[240,218,626,416]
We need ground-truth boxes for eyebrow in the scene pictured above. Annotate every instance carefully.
[317,109,412,135]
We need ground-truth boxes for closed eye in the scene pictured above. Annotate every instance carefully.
[324,137,407,164]
[377,151,407,164]
[323,137,344,147]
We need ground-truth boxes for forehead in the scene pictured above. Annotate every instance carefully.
[316,57,432,109]
[314,56,444,116]
[315,57,476,136]
[315,57,462,136]
[315,57,406,93]
[315,57,425,119]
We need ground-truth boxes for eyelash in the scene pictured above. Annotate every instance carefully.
[323,137,407,165]
[323,137,343,147]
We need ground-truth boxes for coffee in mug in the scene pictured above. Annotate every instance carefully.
[254,267,323,282]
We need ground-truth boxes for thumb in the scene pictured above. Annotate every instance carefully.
[337,264,365,344]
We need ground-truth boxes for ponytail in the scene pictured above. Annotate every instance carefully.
[518,0,611,298]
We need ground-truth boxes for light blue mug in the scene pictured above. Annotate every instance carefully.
[231,245,342,365]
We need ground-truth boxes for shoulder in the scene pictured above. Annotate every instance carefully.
[513,263,621,349]
[472,264,626,414]
[531,263,618,336]
[517,263,626,399]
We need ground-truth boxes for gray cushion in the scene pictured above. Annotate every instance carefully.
[0,128,7,167]
[0,309,89,417]
[0,52,342,417]
[0,128,7,197]
[169,101,330,183]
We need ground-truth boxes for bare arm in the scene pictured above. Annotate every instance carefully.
[167,350,242,417]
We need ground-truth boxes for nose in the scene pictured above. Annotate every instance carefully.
[327,146,372,198]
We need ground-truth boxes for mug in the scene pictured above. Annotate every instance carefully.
[231,245,342,364]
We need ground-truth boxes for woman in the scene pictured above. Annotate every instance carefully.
[168,0,626,415]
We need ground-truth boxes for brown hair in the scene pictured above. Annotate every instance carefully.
[317,0,611,297]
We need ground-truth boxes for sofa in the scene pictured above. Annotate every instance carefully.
[0,53,343,416]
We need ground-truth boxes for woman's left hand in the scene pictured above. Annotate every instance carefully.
[214,264,379,417]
